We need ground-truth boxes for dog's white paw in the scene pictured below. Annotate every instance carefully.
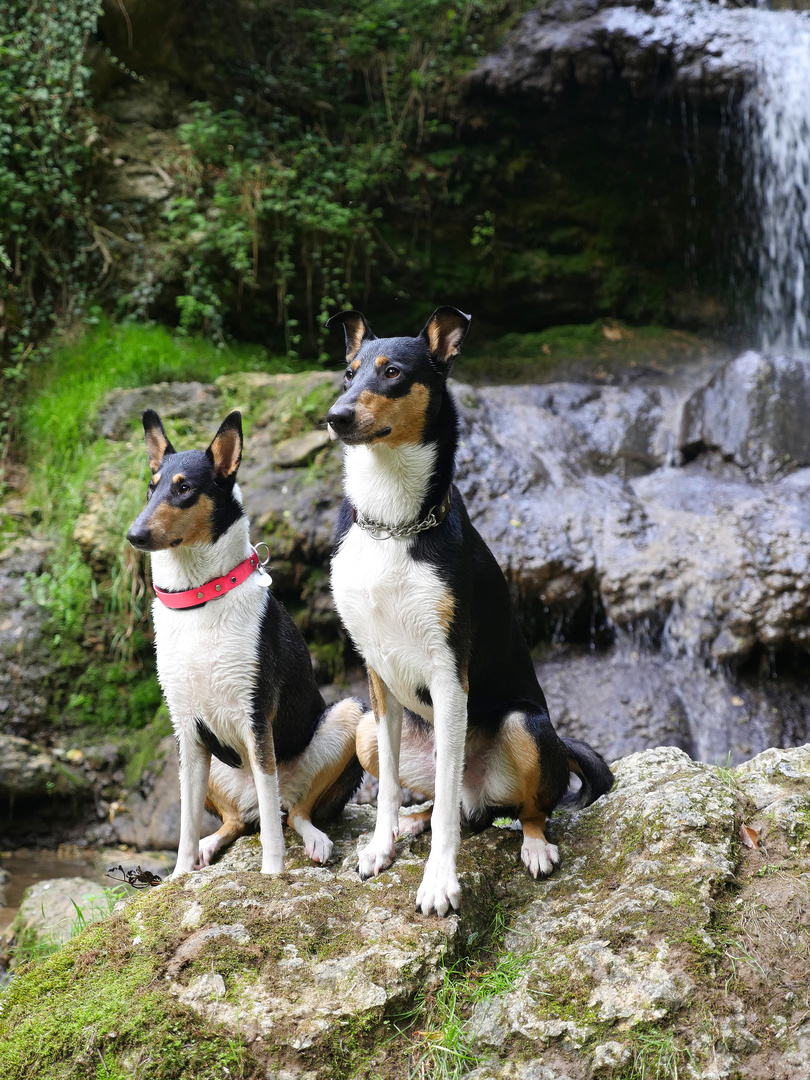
[197,833,221,868]
[357,839,396,880]
[305,829,333,864]
[521,836,560,879]
[397,812,431,838]
[415,859,461,917]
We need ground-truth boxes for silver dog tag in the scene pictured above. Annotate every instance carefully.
[255,568,273,587]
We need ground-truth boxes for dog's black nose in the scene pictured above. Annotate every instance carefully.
[326,404,356,434]
[127,527,152,550]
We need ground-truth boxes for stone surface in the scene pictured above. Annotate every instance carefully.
[1,746,808,1078]
[0,735,88,804]
[5,876,111,952]
[681,351,810,480]
[471,0,789,104]
[112,736,220,850]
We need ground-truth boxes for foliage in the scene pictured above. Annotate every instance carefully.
[18,321,290,734]
[157,0,531,350]
[0,0,103,456]
[8,883,129,966]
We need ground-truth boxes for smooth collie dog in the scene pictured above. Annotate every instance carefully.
[127,410,363,877]
[326,307,614,916]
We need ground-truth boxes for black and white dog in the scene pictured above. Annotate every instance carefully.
[127,410,363,877]
[326,308,614,916]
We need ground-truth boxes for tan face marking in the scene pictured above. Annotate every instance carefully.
[354,383,430,446]
[351,357,361,373]
[374,354,390,369]
[368,668,387,720]
[152,472,162,485]
[148,494,214,547]
[436,591,455,636]
[172,473,185,485]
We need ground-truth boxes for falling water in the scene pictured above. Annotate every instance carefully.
[742,19,810,353]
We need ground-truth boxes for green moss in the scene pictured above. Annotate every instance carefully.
[456,322,721,385]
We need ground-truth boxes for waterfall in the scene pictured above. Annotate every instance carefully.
[742,17,810,354]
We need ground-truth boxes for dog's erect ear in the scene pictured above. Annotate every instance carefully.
[142,410,176,474]
[419,307,471,373]
[206,411,243,481]
[326,309,377,362]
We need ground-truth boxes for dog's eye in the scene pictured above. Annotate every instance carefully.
[384,366,400,380]
[178,483,191,495]
[344,368,354,382]
[146,483,154,501]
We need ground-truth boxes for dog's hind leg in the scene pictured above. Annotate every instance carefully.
[173,732,212,878]
[357,709,435,838]
[489,712,569,879]
[357,670,403,880]
[286,698,364,865]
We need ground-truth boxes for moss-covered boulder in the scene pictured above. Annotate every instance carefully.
[1,747,808,1079]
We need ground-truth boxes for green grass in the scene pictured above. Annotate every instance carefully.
[22,319,295,529]
[10,320,314,737]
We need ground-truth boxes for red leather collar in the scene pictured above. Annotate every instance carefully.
[154,553,261,610]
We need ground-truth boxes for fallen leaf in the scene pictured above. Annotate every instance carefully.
[602,325,624,341]
[740,823,759,850]
[731,695,745,707]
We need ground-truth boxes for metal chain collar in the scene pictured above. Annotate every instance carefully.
[353,490,452,541]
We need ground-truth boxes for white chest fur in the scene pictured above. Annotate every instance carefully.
[150,513,264,757]
[331,525,454,718]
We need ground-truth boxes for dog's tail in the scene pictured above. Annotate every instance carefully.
[559,737,614,809]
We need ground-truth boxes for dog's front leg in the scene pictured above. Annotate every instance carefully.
[172,733,212,878]
[248,732,286,875]
[358,670,403,879]
[415,675,467,916]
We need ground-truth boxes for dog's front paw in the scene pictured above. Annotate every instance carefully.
[305,829,333,865]
[357,840,396,880]
[521,836,560,879]
[415,860,461,917]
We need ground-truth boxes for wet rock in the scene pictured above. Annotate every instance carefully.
[681,352,810,480]
[472,0,773,104]
[0,735,89,805]
[96,381,223,441]
[5,876,111,955]
[0,544,63,743]
[112,736,220,851]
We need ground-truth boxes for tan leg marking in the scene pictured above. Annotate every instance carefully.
[199,780,250,866]
[368,668,387,721]
[397,805,432,838]
[357,710,380,776]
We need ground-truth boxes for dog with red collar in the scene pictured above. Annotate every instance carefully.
[327,307,614,917]
[127,409,363,877]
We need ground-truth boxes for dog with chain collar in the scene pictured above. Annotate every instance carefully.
[326,307,614,917]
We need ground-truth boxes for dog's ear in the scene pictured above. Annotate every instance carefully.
[142,410,176,474]
[419,307,471,373]
[206,411,243,481]
[326,309,377,362]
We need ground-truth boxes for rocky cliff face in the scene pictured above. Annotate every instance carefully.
[1,745,807,1078]
[6,350,810,806]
